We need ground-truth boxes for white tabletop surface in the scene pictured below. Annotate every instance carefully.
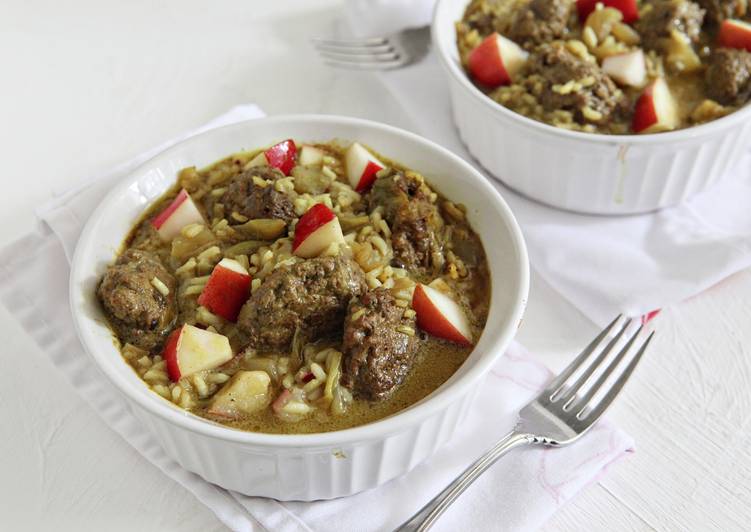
[2,0,749,530]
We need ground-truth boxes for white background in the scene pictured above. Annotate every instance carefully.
[2,0,750,530]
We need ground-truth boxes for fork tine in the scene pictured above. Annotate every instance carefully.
[577,331,654,422]
[565,323,644,411]
[314,42,395,54]
[311,36,388,47]
[317,50,401,63]
[544,315,623,398]
[321,58,408,70]
[556,318,633,404]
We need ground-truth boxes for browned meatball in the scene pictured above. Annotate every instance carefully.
[638,0,705,50]
[237,256,367,351]
[221,165,295,222]
[508,0,574,47]
[460,0,506,34]
[706,48,751,105]
[341,288,418,401]
[696,0,747,24]
[369,171,444,276]
[527,42,627,125]
[97,249,177,352]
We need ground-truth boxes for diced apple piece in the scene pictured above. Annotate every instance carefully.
[602,49,646,87]
[718,18,751,52]
[163,324,233,382]
[207,370,271,419]
[197,258,252,322]
[299,145,324,167]
[272,388,292,414]
[150,189,205,241]
[293,204,345,258]
[265,139,297,175]
[665,29,702,73]
[246,151,268,168]
[411,284,473,346]
[576,0,595,20]
[245,139,297,175]
[632,78,679,134]
[577,0,639,23]
[468,33,528,88]
[345,142,384,192]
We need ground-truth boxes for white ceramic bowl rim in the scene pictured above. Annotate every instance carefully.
[70,114,529,449]
[432,0,751,145]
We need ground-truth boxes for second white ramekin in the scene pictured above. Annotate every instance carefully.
[433,0,751,215]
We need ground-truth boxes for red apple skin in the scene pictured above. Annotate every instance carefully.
[468,33,511,87]
[293,204,337,251]
[356,160,383,193]
[631,84,659,133]
[197,264,252,322]
[576,0,596,21]
[412,285,473,347]
[151,189,189,230]
[718,19,751,51]
[164,326,183,382]
[272,389,292,414]
[577,0,639,23]
[264,139,297,175]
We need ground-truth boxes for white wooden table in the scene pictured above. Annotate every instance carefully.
[2,0,749,530]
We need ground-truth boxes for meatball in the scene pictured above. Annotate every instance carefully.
[637,0,705,50]
[341,288,419,401]
[696,0,747,24]
[706,48,751,105]
[369,171,444,276]
[237,256,367,351]
[508,0,574,47]
[97,249,177,352]
[460,0,505,35]
[221,165,295,222]
[527,42,627,124]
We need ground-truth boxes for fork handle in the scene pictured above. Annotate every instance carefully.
[395,431,533,532]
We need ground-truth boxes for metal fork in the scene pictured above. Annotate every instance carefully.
[397,315,654,531]
[311,26,430,70]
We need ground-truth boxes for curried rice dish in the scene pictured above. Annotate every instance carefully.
[97,139,490,434]
[457,0,751,134]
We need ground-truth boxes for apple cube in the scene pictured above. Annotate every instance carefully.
[632,78,679,134]
[272,388,292,414]
[577,0,639,23]
[245,139,297,175]
[150,189,205,241]
[602,49,646,87]
[468,33,528,88]
[293,203,345,258]
[197,258,252,322]
[718,18,751,52]
[265,139,297,175]
[665,29,702,73]
[412,284,473,346]
[299,145,325,167]
[164,324,233,382]
[207,370,271,419]
[345,142,384,192]
[246,151,268,168]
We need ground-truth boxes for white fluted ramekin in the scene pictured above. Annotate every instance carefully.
[433,0,751,215]
[69,115,529,501]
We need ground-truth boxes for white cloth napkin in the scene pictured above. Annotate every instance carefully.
[0,105,633,532]
[345,1,751,326]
